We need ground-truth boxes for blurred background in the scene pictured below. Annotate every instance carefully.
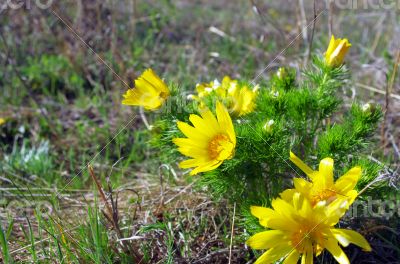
[0,0,399,263]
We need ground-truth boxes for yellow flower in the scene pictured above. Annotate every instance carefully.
[173,101,236,175]
[122,69,170,110]
[325,35,352,67]
[194,76,236,100]
[247,193,371,264]
[0,118,5,126]
[228,84,259,116]
[191,76,258,116]
[285,152,360,207]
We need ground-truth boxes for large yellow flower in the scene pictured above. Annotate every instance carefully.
[190,76,258,116]
[325,35,352,67]
[285,152,361,207]
[122,69,170,110]
[247,192,371,264]
[0,118,6,126]
[173,101,236,175]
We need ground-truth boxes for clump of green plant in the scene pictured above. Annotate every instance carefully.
[119,35,392,263]
[141,53,384,209]
[20,54,85,98]
[1,140,55,184]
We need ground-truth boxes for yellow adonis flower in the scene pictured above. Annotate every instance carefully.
[0,118,6,126]
[173,101,236,175]
[247,193,371,264]
[192,76,236,101]
[228,84,259,116]
[122,69,170,110]
[191,76,258,116]
[325,35,352,67]
[285,152,361,207]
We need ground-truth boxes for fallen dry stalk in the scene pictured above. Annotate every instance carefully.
[88,165,143,262]
[381,50,400,147]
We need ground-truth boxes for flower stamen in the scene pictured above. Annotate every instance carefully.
[208,134,234,160]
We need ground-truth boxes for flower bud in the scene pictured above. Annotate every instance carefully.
[325,35,351,67]
[277,67,287,79]
[263,119,275,134]
[362,103,375,115]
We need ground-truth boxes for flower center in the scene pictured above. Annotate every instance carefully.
[159,91,168,99]
[291,229,311,253]
[208,134,234,160]
[310,188,337,206]
[291,227,325,254]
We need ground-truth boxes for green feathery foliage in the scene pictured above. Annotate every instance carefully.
[150,56,385,221]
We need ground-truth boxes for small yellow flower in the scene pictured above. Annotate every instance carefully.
[191,76,258,116]
[284,152,360,207]
[0,118,6,126]
[247,192,371,264]
[325,35,352,67]
[173,101,236,175]
[194,76,236,100]
[228,84,259,116]
[122,69,170,110]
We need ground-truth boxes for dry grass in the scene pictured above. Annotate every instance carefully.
[0,0,399,263]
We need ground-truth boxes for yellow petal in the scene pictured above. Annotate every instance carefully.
[325,239,350,264]
[301,246,313,264]
[345,190,358,206]
[199,108,220,132]
[267,217,298,232]
[299,195,313,219]
[189,114,215,138]
[141,68,170,96]
[172,138,207,149]
[334,166,361,193]
[254,245,292,264]
[189,160,221,175]
[325,35,337,62]
[325,35,351,67]
[178,159,204,169]
[332,229,371,251]
[325,198,349,225]
[176,146,209,159]
[246,230,286,249]
[176,121,206,141]
[289,152,315,178]
[216,101,236,144]
[283,250,300,264]
[271,199,297,221]
[317,157,334,187]
[250,206,276,227]
[251,206,273,218]
[293,178,312,194]
[134,77,159,97]
[280,189,297,203]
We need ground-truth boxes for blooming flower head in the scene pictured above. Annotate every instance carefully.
[0,118,6,126]
[227,83,259,116]
[173,101,236,175]
[195,76,235,100]
[325,35,352,67]
[247,192,371,264]
[122,69,170,110]
[191,76,258,116]
[286,152,361,207]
